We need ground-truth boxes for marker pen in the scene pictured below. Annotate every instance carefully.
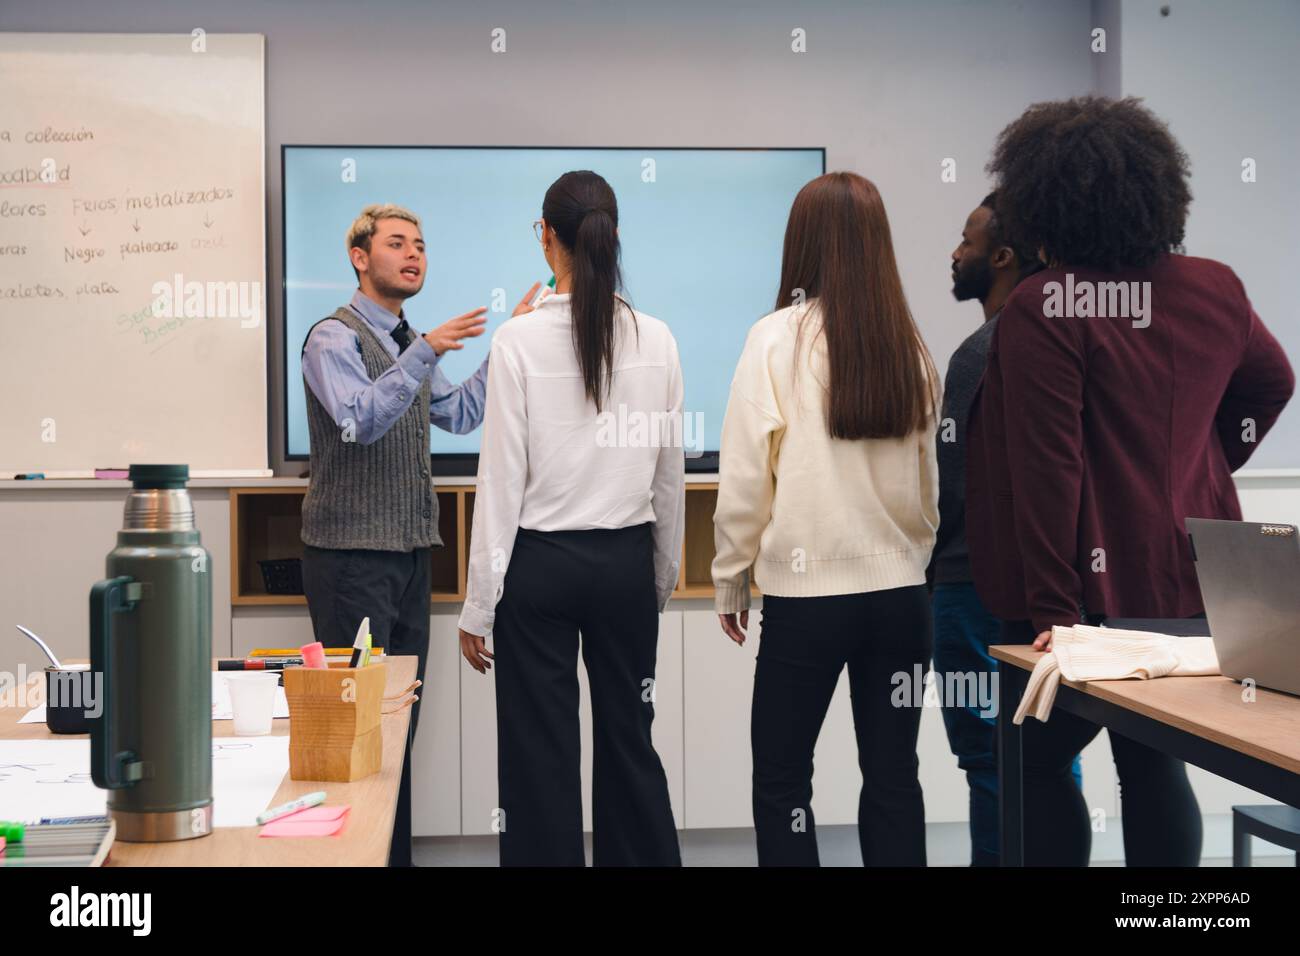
[348,617,370,668]
[218,659,298,671]
[257,791,328,826]
[530,276,556,307]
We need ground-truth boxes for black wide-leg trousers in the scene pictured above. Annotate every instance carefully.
[492,523,681,867]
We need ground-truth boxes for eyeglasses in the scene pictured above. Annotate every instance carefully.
[532,219,544,242]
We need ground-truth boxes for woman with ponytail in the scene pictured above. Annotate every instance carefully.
[458,171,684,867]
[712,172,940,866]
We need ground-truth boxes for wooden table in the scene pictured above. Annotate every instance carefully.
[0,656,416,866]
[991,643,1300,866]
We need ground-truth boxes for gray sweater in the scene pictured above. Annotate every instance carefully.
[930,314,998,585]
[300,306,441,552]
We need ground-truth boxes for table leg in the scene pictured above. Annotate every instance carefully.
[388,720,414,867]
[998,661,1025,866]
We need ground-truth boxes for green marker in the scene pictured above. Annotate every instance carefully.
[529,276,556,308]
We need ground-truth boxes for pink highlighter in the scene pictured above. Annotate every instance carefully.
[300,642,328,669]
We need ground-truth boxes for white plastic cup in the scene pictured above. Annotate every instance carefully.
[223,673,280,736]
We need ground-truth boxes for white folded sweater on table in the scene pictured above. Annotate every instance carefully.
[1013,624,1220,724]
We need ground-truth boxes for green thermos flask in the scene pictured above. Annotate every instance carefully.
[90,464,213,842]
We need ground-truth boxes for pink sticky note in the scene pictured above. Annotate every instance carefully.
[259,805,350,838]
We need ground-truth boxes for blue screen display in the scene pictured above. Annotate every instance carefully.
[283,146,825,462]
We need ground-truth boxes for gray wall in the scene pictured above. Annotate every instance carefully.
[1092,0,1123,97]
[1121,0,1300,469]
[1,0,1098,474]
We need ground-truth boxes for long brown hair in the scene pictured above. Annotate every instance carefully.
[542,170,631,411]
[776,172,937,439]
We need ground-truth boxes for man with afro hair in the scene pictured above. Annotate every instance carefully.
[967,95,1294,867]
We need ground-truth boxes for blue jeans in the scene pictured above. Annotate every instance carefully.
[932,582,1081,866]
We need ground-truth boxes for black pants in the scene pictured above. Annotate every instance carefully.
[493,523,681,867]
[1001,619,1203,866]
[302,544,432,867]
[752,585,932,866]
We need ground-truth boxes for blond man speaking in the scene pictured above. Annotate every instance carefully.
[300,203,538,865]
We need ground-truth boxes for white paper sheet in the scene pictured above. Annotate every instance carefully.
[209,735,291,827]
[0,739,103,822]
[0,736,289,828]
[19,672,289,724]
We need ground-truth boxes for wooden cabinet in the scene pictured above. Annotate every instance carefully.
[230,482,755,605]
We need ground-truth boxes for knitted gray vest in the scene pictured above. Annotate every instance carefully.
[300,306,440,551]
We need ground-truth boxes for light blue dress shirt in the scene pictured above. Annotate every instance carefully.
[302,290,489,445]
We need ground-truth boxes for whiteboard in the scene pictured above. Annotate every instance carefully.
[0,33,267,474]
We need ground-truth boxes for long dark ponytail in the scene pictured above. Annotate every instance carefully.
[542,170,629,411]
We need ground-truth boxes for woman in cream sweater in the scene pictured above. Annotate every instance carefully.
[712,171,939,866]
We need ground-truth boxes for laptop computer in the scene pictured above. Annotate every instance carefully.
[1186,516,1300,697]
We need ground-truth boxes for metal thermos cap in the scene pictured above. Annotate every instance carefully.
[123,464,194,531]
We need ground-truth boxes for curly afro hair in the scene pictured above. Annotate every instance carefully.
[986,96,1192,271]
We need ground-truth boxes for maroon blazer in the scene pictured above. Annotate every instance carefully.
[967,253,1294,634]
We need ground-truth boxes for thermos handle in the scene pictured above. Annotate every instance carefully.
[90,575,143,790]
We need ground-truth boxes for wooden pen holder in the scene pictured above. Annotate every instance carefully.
[283,663,386,782]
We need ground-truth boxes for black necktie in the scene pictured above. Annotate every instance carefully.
[391,318,415,354]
